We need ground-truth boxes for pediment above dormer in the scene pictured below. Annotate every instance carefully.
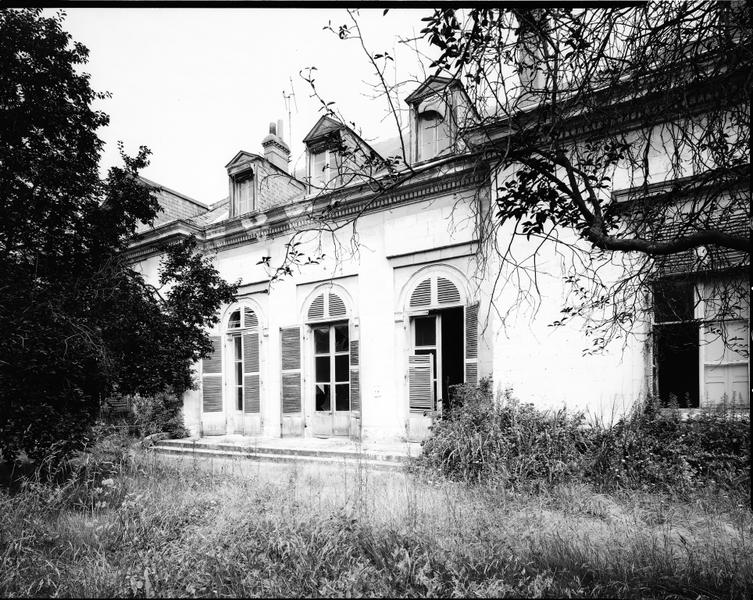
[225,150,262,176]
[302,115,345,146]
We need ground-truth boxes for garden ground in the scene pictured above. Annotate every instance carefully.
[1,445,751,598]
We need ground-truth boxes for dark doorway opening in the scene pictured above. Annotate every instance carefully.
[656,323,700,408]
[438,306,464,412]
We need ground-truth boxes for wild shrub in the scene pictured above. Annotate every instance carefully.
[109,389,189,439]
[421,381,750,493]
[419,379,594,486]
[590,398,751,491]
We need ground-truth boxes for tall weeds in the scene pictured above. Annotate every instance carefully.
[420,380,750,494]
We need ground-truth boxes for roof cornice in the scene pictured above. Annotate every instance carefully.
[126,152,488,258]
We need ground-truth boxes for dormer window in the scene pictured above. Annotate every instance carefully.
[406,76,477,165]
[310,149,329,190]
[417,109,451,162]
[231,168,255,217]
[308,146,342,192]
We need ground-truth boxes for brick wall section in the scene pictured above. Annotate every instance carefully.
[255,161,306,213]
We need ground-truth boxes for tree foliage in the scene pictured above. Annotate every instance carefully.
[287,4,750,351]
[417,3,750,344]
[0,9,237,462]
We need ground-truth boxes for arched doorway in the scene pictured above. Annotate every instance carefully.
[402,268,478,440]
[303,287,359,438]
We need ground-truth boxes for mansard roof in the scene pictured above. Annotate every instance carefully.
[135,176,208,234]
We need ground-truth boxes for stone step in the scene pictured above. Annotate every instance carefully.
[155,439,411,463]
[150,443,408,471]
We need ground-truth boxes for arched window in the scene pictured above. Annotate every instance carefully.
[405,272,478,415]
[307,290,348,321]
[409,275,461,308]
[202,305,262,427]
[301,287,359,437]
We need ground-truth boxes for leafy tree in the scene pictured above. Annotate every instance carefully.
[0,9,237,462]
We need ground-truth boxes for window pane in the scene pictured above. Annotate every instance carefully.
[419,114,439,161]
[235,362,242,384]
[236,386,243,411]
[334,324,349,352]
[229,310,241,329]
[704,320,749,364]
[315,384,330,411]
[234,335,242,356]
[335,384,350,411]
[415,317,436,346]
[314,327,329,354]
[335,355,349,382]
[315,356,330,383]
[312,151,326,187]
[654,281,695,323]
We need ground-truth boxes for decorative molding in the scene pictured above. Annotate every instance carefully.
[126,155,488,259]
[388,240,478,269]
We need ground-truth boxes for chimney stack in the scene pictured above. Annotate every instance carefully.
[262,119,290,173]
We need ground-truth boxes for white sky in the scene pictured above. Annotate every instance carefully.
[56,8,437,205]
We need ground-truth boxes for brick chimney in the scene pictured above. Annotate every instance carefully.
[262,119,290,173]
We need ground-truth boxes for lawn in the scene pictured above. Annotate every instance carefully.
[1,444,751,598]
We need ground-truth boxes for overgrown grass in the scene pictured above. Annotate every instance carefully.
[1,426,751,598]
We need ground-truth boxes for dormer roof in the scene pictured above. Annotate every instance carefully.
[404,75,462,105]
[302,115,346,144]
[224,150,262,170]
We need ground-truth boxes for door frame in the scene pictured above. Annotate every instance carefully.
[309,320,351,437]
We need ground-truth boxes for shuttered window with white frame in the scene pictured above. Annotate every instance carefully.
[202,335,223,412]
[280,326,302,413]
[465,302,479,384]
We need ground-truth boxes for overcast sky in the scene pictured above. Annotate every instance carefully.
[56,8,436,205]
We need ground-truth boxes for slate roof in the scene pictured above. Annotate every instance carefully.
[136,176,209,233]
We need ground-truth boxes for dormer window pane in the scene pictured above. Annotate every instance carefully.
[311,150,327,189]
[232,171,254,217]
[417,111,450,162]
[238,179,253,215]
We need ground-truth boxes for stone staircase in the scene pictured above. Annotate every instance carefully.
[150,436,420,471]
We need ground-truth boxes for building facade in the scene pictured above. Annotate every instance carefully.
[126,75,749,442]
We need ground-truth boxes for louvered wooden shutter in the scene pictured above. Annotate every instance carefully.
[243,307,259,328]
[308,295,325,320]
[243,332,260,413]
[465,303,479,384]
[437,277,460,304]
[329,293,346,317]
[410,279,431,307]
[202,335,223,412]
[280,327,302,413]
[350,339,360,412]
[409,354,433,412]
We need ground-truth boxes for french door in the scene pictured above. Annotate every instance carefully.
[311,322,351,436]
[228,333,244,433]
